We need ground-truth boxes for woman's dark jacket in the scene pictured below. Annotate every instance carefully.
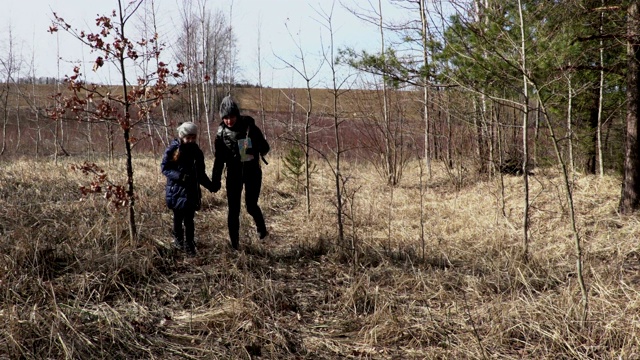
[161,139,214,210]
[211,115,269,184]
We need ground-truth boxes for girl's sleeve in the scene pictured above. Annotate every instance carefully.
[196,151,214,191]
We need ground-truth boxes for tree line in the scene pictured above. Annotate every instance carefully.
[336,0,640,320]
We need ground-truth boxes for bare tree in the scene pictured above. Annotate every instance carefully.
[147,0,170,146]
[29,35,43,159]
[175,2,235,151]
[376,0,395,185]
[340,0,416,185]
[223,0,236,93]
[137,0,165,155]
[256,18,266,133]
[0,26,20,156]
[208,9,235,137]
[275,18,324,215]
[176,0,198,123]
[318,1,350,244]
[197,0,212,153]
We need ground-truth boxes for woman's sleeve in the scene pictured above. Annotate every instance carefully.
[252,123,270,156]
[211,127,226,182]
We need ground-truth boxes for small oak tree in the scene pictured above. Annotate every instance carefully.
[49,0,183,242]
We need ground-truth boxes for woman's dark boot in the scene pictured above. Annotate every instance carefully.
[185,244,196,257]
[230,237,239,251]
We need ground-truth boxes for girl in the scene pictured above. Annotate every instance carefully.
[161,122,216,257]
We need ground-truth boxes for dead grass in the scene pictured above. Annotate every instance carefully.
[1,156,639,359]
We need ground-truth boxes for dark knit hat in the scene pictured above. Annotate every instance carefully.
[219,95,240,119]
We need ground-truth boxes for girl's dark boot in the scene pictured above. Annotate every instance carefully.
[172,230,184,251]
[185,223,196,257]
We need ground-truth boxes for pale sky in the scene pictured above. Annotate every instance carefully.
[0,0,442,88]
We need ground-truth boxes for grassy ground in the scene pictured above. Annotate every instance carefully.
[1,156,639,359]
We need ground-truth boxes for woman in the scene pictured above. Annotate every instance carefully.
[211,96,270,250]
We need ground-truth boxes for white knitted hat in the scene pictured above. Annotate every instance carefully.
[177,122,198,138]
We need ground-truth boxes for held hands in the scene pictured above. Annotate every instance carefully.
[180,173,191,183]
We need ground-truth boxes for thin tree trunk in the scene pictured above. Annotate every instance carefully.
[0,87,7,156]
[32,74,41,159]
[597,3,605,177]
[567,71,575,177]
[150,0,169,146]
[194,65,201,128]
[488,100,495,176]
[496,103,507,217]
[289,92,295,132]
[118,0,137,242]
[325,5,344,244]
[446,92,453,168]
[473,98,482,171]
[140,50,155,156]
[420,0,432,178]
[418,156,426,261]
[396,100,405,182]
[518,0,530,259]
[378,0,394,186]
[387,184,393,252]
[15,101,21,152]
[201,3,212,154]
[473,0,489,175]
[108,122,114,163]
[533,99,540,166]
[537,97,589,325]
[54,31,60,165]
[304,81,312,215]
[620,2,640,214]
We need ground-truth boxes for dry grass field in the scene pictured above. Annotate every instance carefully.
[1,155,639,359]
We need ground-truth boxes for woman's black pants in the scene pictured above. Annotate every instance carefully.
[226,170,266,248]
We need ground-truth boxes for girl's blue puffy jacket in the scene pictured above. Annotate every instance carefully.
[161,139,214,210]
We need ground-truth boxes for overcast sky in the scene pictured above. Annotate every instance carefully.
[0,0,448,88]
